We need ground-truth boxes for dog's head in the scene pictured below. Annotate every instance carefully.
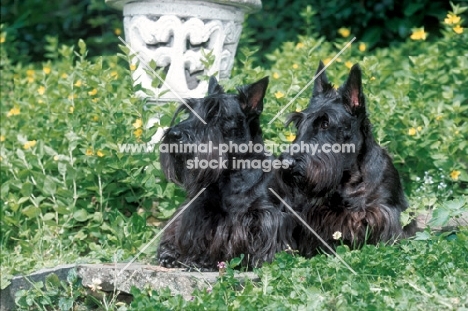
[279,61,371,195]
[160,76,269,195]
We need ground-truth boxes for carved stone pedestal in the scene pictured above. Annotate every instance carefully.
[106,0,261,102]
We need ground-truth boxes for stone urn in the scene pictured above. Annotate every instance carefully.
[106,0,262,102]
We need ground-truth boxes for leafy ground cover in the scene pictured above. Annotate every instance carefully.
[1,4,467,310]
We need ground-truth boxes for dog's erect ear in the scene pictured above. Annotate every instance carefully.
[208,76,224,95]
[285,112,303,129]
[312,60,332,97]
[341,64,365,113]
[238,76,269,114]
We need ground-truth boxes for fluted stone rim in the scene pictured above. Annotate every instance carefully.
[106,0,262,13]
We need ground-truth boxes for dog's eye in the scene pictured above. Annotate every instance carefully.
[320,120,329,129]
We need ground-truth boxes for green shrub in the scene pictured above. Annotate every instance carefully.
[244,0,455,65]
[0,39,185,285]
[1,0,123,62]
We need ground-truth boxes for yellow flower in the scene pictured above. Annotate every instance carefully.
[0,135,5,142]
[110,71,118,79]
[114,28,122,36]
[370,76,376,81]
[23,140,37,150]
[68,94,77,100]
[286,133,296,142]
[38,99,44,104]
[410,28,427,40]
[0,35,5,44]
[408,128,417,136]
[92,116,99,122]
[74,80,82,87]
[292,63,299,69]
[88,88,98,96]
[130,63,137,71]
[323,57,332,65]
[296,42,304,49]
[133,119,143,129]
[359,43,366,52]
[273,72,280,79]
[43,67,51,74]
[435,115,442,121]
[332,231,342,240]
[450,170,461,181]
[61,73,68,79]
[53,155,59,161]
[69,106,74,113]
[38,86,46,95]
[417,126,422,131]
[134,128,143,138]
[86,149,94,156]
[275,91,285,99]
[295,107,302,112]
[338,27,351,38]
[345,61,353,69]
[26,69,35,83]
[453,25,463,34]
[96,150,105,157]
[444,13,461,25]
[7,107,20,117]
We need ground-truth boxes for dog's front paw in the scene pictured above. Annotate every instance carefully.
[157,245,182,268]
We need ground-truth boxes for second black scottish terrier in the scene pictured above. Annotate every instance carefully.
[273,61,417,257]
[157,76,294,270]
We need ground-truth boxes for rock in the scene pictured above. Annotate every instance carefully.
[1,263,258,310]
[416,211,468,231]
[0,264,75,311]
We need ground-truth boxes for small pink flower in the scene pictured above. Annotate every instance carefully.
[217,261,226,269]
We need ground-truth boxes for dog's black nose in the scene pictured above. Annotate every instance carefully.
[168,129,182,140]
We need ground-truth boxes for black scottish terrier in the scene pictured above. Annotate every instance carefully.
[273,61,417,257]
[157,76,294,270]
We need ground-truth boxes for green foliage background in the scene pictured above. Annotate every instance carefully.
[0,0,467,309]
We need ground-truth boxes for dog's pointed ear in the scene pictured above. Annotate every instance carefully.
[238,76,269,114]
[208,76,224,95]
[341,63,365,113]
[312,60,331,96]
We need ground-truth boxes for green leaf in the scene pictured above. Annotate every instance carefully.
[42,213,55,222]
[58,297,74,311]
[229,255,244,268]
[22,206,41,218]
[428,207,450,227]
[73,209,88,222]
[16,148,26,160]
[78,39,86,55]
[42,176,57,196]
[20,182,33,197]
[45,273,61,290]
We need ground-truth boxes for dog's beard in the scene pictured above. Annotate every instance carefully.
[160,129,227,197]
[281,152,344,196]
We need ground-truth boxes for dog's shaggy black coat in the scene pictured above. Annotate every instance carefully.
[157,77,295,270]
[272,62,417,257]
